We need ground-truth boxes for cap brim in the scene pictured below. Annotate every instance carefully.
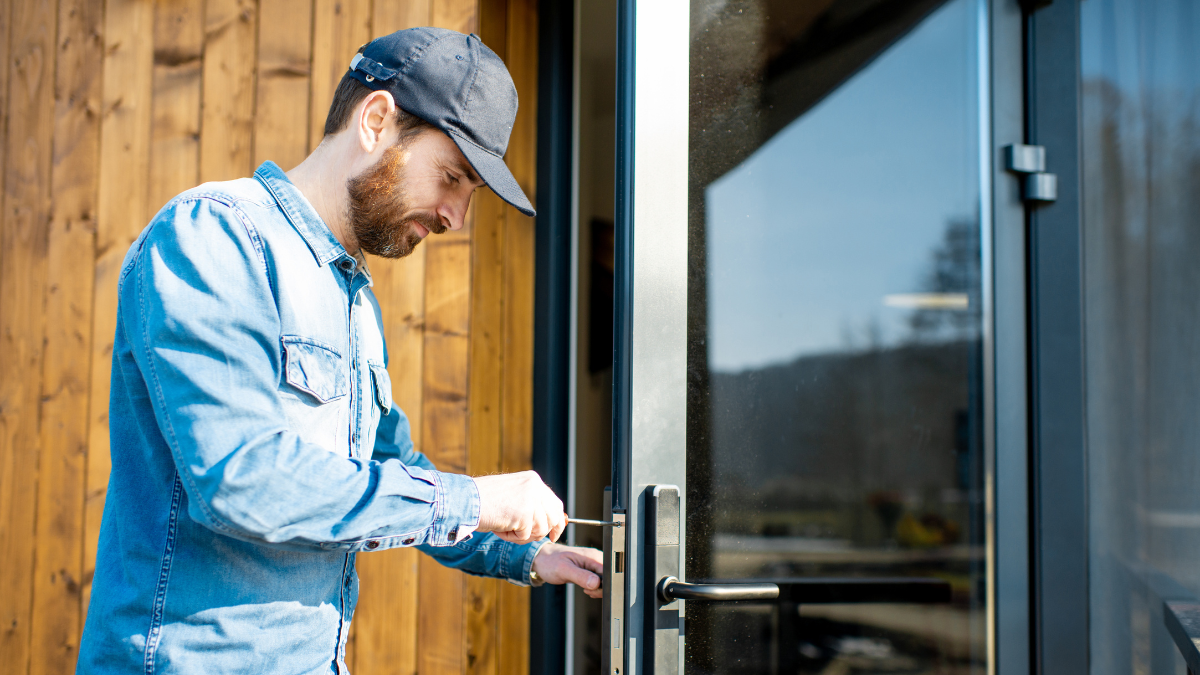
[448,131,536,217]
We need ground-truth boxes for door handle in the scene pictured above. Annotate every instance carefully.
[657,576,779,603]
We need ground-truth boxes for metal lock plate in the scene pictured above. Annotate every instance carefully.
[601,488,626,675]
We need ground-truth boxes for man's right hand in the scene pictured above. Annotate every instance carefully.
[473,471,567,544]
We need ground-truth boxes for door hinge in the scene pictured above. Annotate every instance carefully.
[1005,144,1057,203]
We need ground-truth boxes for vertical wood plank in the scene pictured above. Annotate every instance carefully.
[0,0,58,671]
[200,0,257,182]
[464,5,510,673]
[0,0,10,233]
[85,0,154,627]
[309,0,371,150]
[253,0,313,170]
[28,0,103,671]
[371,0,431,35]
[418,228,472,675]
[352,545,420,675]
[498,1,538,671]
[431,0,477,35]
[415,4,480,671]
[149,0,204,214]
[464,188,504,675]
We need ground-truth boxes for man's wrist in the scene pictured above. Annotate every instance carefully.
[528,542,550,586]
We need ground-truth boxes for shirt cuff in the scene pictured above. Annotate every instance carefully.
[426,471,481,546]
[503,538,549,586]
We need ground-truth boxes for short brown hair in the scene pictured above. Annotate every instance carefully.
[323,48,434,138]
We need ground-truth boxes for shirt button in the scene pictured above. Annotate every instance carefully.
[340,260,353,271]
[365,540,380,550]
[448,529,457,542]
[403,538,415,545]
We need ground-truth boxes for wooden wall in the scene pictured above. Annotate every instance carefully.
[0,0,539,673]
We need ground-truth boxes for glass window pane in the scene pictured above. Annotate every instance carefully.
[685,0,988,672]
[1082,0,1200,672]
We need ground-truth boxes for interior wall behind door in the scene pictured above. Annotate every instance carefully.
[0,1,538,673]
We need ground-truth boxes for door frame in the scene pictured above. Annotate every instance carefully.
[603,0,1048,674]
[610,0,691,671]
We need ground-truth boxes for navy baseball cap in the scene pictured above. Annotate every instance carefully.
[347,27,535,217]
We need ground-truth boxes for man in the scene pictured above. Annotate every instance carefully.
[78,28,601,674]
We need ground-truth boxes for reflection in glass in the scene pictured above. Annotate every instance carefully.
[1081,0,1200,673]
[685,0,986,672]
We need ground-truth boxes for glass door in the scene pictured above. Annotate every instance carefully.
[686,0,987,671]
[603,0,1020,673]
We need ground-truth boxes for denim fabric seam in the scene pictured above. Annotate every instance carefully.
[253,166,342,266]
[134,203,272,543]
[430,469,447,542]
[143,472,184,674]
[499,539,512,575]
[334,552,352,671]
[280,334,344,359]
[350,305,361,456]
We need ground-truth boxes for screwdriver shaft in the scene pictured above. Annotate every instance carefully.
[566,518,622,527]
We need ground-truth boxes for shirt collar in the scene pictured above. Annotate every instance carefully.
[254,161,346,267]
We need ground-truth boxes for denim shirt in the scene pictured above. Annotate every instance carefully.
[77,162,543,675]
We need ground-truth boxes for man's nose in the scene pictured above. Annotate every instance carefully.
[437,196,470,231]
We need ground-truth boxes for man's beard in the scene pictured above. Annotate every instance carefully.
[346,143,445,259]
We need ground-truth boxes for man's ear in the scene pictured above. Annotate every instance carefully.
[356,90,396,154]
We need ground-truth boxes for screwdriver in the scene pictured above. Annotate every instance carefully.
[566,517,622,527]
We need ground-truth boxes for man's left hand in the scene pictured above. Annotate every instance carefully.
[531,543,604,599]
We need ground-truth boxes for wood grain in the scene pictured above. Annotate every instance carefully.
[85,0,155,631]
[372,0,431,35]
[432,0,478,36]
[418,229,472,674]
[308,0,370,149]
[422,233,472,475]
[149,0,204,213]
[0,1,549,672]
[28,1,103,672]
[499,2,538,671]
[253,0,313,169]
[0,0,58,670]
[200,0,258,182]
[466,5,511,670]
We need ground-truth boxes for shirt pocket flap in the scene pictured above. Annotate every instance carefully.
[282,336,347,404]
[369,363,392,415]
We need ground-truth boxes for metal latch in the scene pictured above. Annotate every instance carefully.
[1005,144,1057,203]
[601,488,625,675]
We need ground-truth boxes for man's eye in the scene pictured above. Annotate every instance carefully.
[445,172,460,184]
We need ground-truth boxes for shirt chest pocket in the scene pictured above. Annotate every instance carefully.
[282,336,348,404]
[369,363,392,416]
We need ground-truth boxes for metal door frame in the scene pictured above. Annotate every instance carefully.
[611,0,690,673]
[606,1,1040,674]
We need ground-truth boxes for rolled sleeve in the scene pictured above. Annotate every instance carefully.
[425,470,481,546]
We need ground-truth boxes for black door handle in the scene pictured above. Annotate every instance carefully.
[657,576,780,603]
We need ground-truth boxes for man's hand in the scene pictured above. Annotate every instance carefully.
[473,471,567,544]
[532,543,604,599]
